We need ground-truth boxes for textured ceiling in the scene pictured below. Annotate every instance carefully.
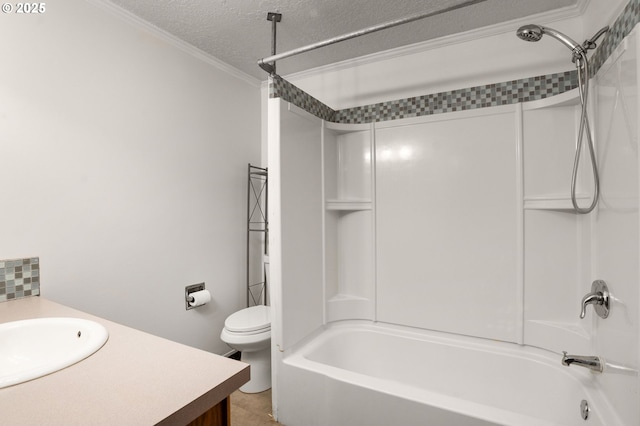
[105,0,579,81]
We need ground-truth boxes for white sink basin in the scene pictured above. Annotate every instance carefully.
[0,317,109,388]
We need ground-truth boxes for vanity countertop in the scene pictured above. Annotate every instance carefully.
[0,297,249,425]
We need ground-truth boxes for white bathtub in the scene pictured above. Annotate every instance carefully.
[277,322,618,426]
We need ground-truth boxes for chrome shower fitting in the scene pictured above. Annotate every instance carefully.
[515,24,610,214]
[583,26,610,51]
[562,352,603,373]
[515,24,609,58]
[516,24,585,62]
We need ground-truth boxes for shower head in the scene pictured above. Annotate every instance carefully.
[516,24,585,56]
[516,24,544,42]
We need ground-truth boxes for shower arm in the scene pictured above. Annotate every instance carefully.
[583,26,609,51]
[258,0,488,75]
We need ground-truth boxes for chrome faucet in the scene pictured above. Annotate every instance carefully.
[580,280,610,319]
[562,351,603,373]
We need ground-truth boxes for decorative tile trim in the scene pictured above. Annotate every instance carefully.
[270,69,578,124]
[270,0,638,124]
[269,75,336,122]
[0,257,40,302]
[590,0,640,74]
[335,71,578,123]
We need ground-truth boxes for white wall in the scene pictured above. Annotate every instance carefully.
[0,0,261,355]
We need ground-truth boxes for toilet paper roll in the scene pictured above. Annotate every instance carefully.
[188,289,211,307]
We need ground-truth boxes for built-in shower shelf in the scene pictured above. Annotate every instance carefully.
[327,293,374,321]
[328,293,370,303]
[325,199,372,211]
[324,121,371,134]
[524,194,589,211]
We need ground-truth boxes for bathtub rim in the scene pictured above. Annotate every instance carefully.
[280,320,621,426]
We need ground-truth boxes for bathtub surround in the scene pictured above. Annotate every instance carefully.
[270,83,630,426]
[0,258,40,302]
[268,0,638,425]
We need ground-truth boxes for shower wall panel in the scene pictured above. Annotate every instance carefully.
[593,27,639,426]
[375,109,519,342]
[270,101,325,351]
[520,93,592,354]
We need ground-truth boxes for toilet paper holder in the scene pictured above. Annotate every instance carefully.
[185,283,206,310]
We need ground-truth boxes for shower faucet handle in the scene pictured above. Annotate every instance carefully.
[579,280,610,319]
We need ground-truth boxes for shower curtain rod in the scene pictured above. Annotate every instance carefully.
[258,0,488,75]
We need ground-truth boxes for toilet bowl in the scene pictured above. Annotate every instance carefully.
[220,304,271,393]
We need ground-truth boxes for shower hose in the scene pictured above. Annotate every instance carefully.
[571,54,600,214]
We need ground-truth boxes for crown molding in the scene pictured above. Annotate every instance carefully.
[85,0,262,88]
[285,1,587,82]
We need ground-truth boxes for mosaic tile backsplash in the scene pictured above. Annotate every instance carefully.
[0,257,40,302]
[335,71,578,124]
[270,0,640,124]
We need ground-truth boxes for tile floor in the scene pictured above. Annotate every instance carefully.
[230,388,283,426]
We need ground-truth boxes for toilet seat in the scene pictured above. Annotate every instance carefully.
[220,305,272,393]
[224,305,271,334]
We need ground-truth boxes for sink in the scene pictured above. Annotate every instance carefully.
[0,317,109,388]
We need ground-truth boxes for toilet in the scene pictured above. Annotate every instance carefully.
[220,304,271,393]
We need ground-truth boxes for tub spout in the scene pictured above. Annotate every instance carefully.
[562,351,603,373]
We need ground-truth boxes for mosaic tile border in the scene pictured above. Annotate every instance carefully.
[269,75,336,122]
[0,257,40,302]
[590,0,640,74]
[270,69,578,124]
[335,71,578,123]
[269,0,639,124]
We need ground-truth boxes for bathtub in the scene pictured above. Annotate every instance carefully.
[276,321,618,426]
